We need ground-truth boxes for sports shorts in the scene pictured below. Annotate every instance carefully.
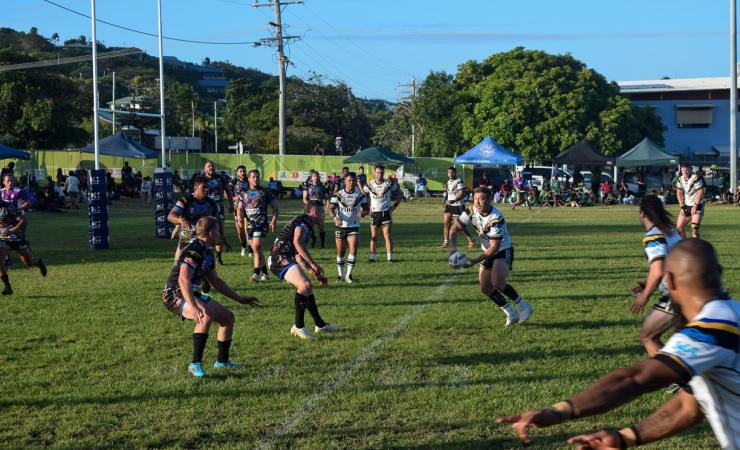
[267,252,296,280]
[214,202,225,221]
[335,227,359,240]
[246,222,269,241]
[0,237,29,252]
[653,295,677,316]
[681,203,705,217]
[480,247,514,271]
[444,205,463,216]
[370,210,392,227]
[162,286,212,320]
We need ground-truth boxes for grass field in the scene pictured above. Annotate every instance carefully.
[1,198,738,449]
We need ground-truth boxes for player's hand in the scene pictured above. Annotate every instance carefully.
[269,220,276,233]
[467,238,475,249]
[190,301,206,324]
[631,291,649,314]
[631,281,646,295]
[181,219,192,230]
[462,260,475,269]
[496,408,566,445]
[237,295,260,306]
[334,217,342,226]
[567,429,624,450]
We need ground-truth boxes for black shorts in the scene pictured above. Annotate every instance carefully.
[335,227,359,240]
[444,205,463,216]
[371,211,392,227]
[681,203,705,217]
[653,295,677,316]
[246,223,269,240]
[162,287,211,320]
[0,238,29,252]
[480,247,514,271]
[267,252,297,280]
[215,202,225,221]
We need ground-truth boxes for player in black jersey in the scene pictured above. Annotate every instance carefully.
[236,169,279,283]
[303,172,327,248]
[203,161,233,264]
[268,200,339,340]
[0,199,47,295]
[162,216,259,378]
[230,165,250,256]
[167,176,220,262]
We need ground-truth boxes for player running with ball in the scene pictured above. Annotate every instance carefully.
[449,187,532,326]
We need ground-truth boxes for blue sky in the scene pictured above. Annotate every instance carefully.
[3,0,734,100]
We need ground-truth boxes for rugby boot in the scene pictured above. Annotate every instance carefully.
[501,304,519,326]
[515,299,533,324]
[249,273,260,283]
[259,273,269,282]
[1,285,12,296]
[213,361,241,370]
[188,362,206,378]
[345,274,354,284]
[290,325,312,340]
[336,276,344,283]
[314,323,339,333]
[240,247,246,257]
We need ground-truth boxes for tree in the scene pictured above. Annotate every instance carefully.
[413,71,465,156]
[50,32,59,43]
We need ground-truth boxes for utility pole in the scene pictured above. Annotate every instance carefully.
[399,77,417,156]
[214,101,218,153]
[111,71,116,134]
[191,100,195,138]
[254,0,302,155]
[732,0,738,195]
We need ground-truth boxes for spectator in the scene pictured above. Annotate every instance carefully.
[637,168,647,197]
[77,169,88,196]
[414,173,428,198]
[121,161,133,183]
[173,170,183,193]
[65,170,81,209]
[479,172,490,188]
[599,179,611,203]
[661,167,672,192]
[357,166,367,187]
[56,168,66,184]
[135,171,143,193]
[140,176,152,204]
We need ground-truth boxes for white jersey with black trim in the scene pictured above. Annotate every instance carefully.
[676,175,705,206]
[656,299,740,450]
[362,179,399,213]
[445,178,465,207]
[457,205,512,252]
[330,187,366,228]
[642,226,682,296]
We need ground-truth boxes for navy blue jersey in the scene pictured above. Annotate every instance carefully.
[172,194,219,223]
[165,239,214,290]
[271,215,313,258]
[304,182,326,202]
[204,173,228,203]
[231,177,249,200]
[240,187,274,227]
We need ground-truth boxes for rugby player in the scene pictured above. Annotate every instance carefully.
[267,200,338,340]
[162,216,259,378]
[497,239,739,450]
[202,160,233,264]
[236,169,279,283]
[0,199,47,295]
[448,187,532,326]
[334,167,351,193]
[675,163,706,238]
[329,172,368,283]
[167,176,220,263]
[362,164,403,262]
[302,172,327,248]
[440,167,475,249]
[1,174,30,211]
[230,165,250,256]
[511,170,530,210]
[631,195,682,358]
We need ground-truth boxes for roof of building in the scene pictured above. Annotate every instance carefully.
[618,77,736,94]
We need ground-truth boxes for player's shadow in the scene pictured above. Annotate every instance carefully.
[529,318,637,330]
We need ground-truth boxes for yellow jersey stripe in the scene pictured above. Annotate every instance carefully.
[686,321,739,335]
[642,235,665,245]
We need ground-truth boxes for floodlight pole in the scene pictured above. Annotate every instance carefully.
[111,71,116,134]
[732,0,738,194]
[90,0,100,170]
[157,0,167,167]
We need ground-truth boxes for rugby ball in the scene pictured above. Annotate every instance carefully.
[448,251,467,269]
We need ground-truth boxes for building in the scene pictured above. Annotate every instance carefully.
[163,56,229,95]
[618,77,738,166]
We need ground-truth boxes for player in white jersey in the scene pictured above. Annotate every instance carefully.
[448,187,532,326]
[362,165,402,262]
[329,172,369,283]
[497,239,740,450]
[631,195,683,358]
[440,167,475,249]
[675,163,706,238]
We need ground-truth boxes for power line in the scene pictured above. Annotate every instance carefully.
[42,0,261,45]
[0,48,142,72]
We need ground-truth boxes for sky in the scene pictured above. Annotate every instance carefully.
[3,0,735,101]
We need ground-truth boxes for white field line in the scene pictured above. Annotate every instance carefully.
[255,276,458,449]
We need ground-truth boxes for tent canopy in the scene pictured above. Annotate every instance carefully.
[80,132,157,160]
[555,139,614,165]
[344,146,413,166]
[455,137,523,165]
[0,143,31,160]
[616,138,677,167]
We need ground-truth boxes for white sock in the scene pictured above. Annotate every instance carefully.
[387,252,392,261]
[346,255,356,278]
[369,252,376,261]
[336,256,345,277]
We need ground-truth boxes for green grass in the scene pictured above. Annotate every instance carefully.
[1,199,738,449]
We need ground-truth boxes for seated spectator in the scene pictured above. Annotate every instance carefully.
[479,173,490,188]
[140,176,152,204]
[623,192,636,205]
[414,173,428,197]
